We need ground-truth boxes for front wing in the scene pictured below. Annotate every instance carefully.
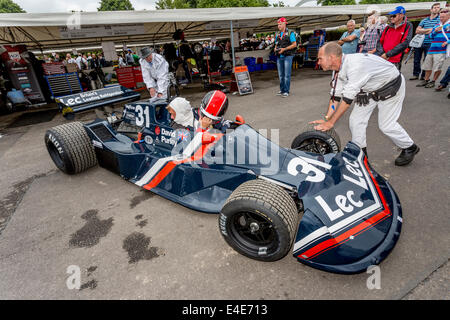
[292,143,402,274]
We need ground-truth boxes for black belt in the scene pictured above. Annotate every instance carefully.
[355,74,402,105]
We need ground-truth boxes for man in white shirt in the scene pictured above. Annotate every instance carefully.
[311,42,419,166]
[139,47,169,100]
[75,54,84,70]
[64,53,76,65]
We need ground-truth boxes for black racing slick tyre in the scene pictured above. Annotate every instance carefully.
[291,123,341,155]
[44,122,97,174]
[219,179,299,262]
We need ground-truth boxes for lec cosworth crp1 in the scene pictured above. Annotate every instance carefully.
[45,97,402,274]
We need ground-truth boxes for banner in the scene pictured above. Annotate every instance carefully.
[59,24,146,39]
[205,20,259,31]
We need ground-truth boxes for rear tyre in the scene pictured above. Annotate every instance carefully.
[219,179,299,262]
[44,121,97,174]
[291,123,341,154]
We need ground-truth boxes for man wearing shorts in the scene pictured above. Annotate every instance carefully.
[416,8,450,89]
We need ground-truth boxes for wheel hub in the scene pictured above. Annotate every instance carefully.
[249,222,260,233]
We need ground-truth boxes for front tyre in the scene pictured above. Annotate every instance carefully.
[44,121,97,174]
[291,123,341,154]
[219,179,299,262]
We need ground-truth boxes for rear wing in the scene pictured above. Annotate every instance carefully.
[55,85,141,118]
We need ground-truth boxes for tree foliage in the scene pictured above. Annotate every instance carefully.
[272,1,287,7]
[320,0,433,4]
[155,0,192,9]
[97,0,134,11]
[0,0,25,13]
[197,0,270,7]
[316,0,356,5]
[156,0,270,9]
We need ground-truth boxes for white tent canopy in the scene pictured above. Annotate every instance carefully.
[0,2,445,52]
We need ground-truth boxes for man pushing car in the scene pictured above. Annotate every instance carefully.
[311,42,419,166]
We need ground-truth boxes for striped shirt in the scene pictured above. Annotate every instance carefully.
[362,24,383,52]
[419,16,441,44]
[428,22,450,54]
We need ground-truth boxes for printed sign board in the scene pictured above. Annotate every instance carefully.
[234,66,253,95]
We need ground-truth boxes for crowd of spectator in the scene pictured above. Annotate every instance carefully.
[337,3,449,98]
[239,35,275,51]
[117,49,140,67]
[35,3,449,100]
[42,51,109,70]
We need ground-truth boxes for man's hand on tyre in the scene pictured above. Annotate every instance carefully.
[309,119,333,131]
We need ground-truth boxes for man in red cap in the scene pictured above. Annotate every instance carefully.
[274,17,297,97]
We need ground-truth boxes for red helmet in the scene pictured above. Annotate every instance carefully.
[200,90,228,121]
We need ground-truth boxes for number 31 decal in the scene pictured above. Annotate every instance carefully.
[135,105,150,127]
[287,156,331,183]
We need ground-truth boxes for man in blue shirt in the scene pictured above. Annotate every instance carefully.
[338,20,360,54]
[411,2,441,80]
[416,7,450,89]
[274,17,297,97]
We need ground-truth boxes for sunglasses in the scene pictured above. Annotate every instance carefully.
[390,15,397,18]
[441,10,449,13]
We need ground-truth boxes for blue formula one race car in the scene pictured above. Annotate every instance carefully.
[44,98,402,274]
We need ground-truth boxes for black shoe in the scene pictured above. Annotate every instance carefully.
[395,144,420,166]
[416,80,429,87]
[424,81,435,88]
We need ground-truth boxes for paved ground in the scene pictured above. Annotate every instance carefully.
[0,61,448,300]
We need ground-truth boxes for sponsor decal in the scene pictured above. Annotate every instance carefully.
[219,214,228,236]
[92,140,103,149]
[60,86,124,107]
[48,133,63,155]
[258,247,268,256]
[144,135,153,145]
[327,137,339,153]
[293,152,391,260]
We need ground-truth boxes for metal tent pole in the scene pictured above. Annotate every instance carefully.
[230,20,236,70]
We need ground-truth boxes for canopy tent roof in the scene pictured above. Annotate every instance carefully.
[0,2,445,52]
